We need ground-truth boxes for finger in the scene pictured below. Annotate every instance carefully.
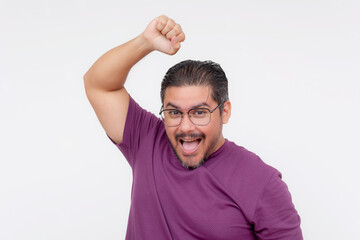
[170,36,179,47]
[176,32,186,43]
[155,15,170,32]
[161,19,176,36]
[168,41,181,55]
[169,36,182,54]
[165,24,183,40]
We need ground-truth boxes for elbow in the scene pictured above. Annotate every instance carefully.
[83,71,93,98]
[83,71,90,86]
[83,70,94,90]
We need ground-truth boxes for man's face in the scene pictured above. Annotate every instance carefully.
[162,85,231,169]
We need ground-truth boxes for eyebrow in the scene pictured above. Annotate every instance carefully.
[165,102,210,109]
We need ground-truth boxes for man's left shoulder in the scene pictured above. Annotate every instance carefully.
[207,140,280,196]
[222,140,278,177]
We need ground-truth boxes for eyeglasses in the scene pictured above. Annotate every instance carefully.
[159,102,224,127]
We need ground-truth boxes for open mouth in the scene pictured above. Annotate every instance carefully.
[179,138,202,155]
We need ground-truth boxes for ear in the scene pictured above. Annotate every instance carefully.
[221,101,231,124]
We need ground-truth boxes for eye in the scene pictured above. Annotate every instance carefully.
[194,110,205,115]
[168,109,181,117]
[191,109,208,117]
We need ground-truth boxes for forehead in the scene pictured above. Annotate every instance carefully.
[163,85,215,108]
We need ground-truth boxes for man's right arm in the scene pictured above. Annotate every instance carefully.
[83,15,185,144]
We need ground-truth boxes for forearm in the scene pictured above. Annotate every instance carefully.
[84,34,152,92]
[83,15,184,144]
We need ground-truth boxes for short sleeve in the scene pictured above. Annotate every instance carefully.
[111,96,161,168]
[253,172,303,240]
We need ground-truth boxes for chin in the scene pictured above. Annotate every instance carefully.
[166,130,215,169]
[182,159,206,170]
[175,149,208,170]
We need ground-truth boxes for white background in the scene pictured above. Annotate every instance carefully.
[1,0,359,239]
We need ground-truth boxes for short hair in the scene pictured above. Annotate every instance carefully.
[161,60,229,112]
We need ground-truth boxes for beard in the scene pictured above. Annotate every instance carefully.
[172,146,208,170]
[171,145,208,170]
[169,132,207,170]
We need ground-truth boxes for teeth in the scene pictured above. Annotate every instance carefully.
[182,139,198,142]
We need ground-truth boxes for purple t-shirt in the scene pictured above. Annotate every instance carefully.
[113,97,302,240]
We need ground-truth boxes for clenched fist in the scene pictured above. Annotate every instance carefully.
[142,15,186,55]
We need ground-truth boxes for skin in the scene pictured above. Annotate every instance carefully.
[84,16,302,238]
[84,15,231,168]
[163,85,231,169]
[84,15,185,144]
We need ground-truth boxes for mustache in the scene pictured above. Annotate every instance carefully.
[175,132,205,141]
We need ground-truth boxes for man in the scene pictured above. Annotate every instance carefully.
[84,15,302,239]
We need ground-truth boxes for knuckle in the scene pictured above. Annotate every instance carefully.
[174,24,182,31]
[159,19,167,27]
[156,15,168,28]
[167,19,176,27]
[172,24,180,33]
[165,32,172,39]
[178,32,186,42]
[157,14,168,22]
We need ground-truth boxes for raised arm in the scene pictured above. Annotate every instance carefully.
[84,15,185,144]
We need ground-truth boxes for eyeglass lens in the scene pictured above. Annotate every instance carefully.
[162,108,211,126]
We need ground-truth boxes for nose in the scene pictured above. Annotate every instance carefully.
[179,113,196,132]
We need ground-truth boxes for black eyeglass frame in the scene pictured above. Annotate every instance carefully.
[159,102,224,127]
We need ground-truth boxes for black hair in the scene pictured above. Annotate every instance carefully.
[161,60,229,112]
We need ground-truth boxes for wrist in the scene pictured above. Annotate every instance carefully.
[137,33,154,54]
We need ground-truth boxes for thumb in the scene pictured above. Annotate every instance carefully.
[168,36,181,55]
[170,36,179,46]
